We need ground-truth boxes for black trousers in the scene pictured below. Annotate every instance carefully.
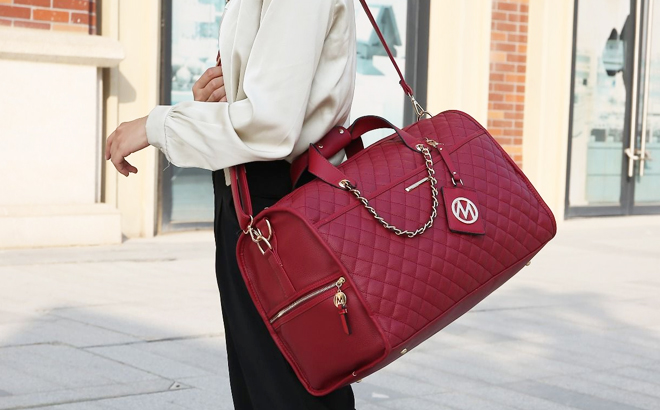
[212,161,355,410]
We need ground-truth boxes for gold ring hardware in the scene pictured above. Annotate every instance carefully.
[425,138,439,148]
[248,218,273,255]
[408,94,432,121]
[242,215,255,235]
[401,348,408,355]
[339,179,353,190]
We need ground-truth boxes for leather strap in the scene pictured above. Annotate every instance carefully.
[436,146,463,185]
[350,116,419,151]
[357,0,413,96]
[307,117,423,187]
[230,165,253,231]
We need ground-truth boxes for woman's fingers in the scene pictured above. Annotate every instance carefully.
[193,66,224,102]
[207,84,227,102]
[111,156,138,177]
[106,117,149,177]
[200,76,225,101]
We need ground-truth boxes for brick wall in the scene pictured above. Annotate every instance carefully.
[0,0,96,34]
[488,0,529,166]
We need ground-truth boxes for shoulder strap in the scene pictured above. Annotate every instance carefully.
[357,0,413,96]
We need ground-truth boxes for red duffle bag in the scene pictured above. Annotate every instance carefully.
[228,1,557,396]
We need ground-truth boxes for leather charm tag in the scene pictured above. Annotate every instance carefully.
[441,186,486,235]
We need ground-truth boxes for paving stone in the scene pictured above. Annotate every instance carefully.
[465,385,581,410]
[86,343,217,380]
[514,377,660,410]
[0,379,177,410]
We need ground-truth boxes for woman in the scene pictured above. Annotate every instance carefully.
[105,0,357,408]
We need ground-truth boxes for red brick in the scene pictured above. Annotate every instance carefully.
[491,31,506,41]
[14,19,50,29]
[494,83,515,92]
[492,11,507,20]
[33,8,69,22]
[495,42,517,52]
[521,4,529,13]
[507,54,527,63]
[493,103,514,111]
[493,120,513,128]
[53,0,89,11]
[489,128,504,137]
[71,11,88,24]
[506,74,525,83]
[517,64,527,73]
[16,0,51,7]
[490,73,505,82]
[508,13,521,23]
[494,63,515,72]
[0,18,11,26]
[0,5,31,19]
[489,93,505,102]
[497,2,518,12]
[508,33,528,43]
[505,112,524,120]
[496,21,517,32]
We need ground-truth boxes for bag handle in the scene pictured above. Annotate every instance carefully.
[290,115,420,186]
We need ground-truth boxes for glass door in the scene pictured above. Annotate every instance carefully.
[566,0,660,217]
[635,0,660,213]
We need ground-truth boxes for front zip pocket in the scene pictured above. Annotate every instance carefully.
[269,277,351,335]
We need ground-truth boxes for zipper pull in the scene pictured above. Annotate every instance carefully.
[333,277,351,335]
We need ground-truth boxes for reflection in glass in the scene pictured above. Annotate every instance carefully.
[351,0,407,146]
[165,0,225,226]
[569,0,629,207]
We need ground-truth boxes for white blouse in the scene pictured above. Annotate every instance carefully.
[146,0,357,184]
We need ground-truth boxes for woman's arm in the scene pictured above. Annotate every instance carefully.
[106,0,338,176]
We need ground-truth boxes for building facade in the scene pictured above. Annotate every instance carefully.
[1,0,657,248]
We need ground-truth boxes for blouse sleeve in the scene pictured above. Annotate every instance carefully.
[146,0,337,170]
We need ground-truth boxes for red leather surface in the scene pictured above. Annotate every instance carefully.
[234,110,556,395]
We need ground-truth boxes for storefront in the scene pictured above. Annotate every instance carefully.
[8,0,656,247]
[98,0,575,241]
[566,0,660,217]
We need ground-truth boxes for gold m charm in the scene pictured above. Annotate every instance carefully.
[333,291,347,308]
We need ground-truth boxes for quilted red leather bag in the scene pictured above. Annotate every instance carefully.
[229,1,557,396]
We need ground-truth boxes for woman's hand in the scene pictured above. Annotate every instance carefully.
[105,116,149,177]
[193,65,227,102]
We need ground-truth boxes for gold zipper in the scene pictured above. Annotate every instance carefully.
[270,277,345,324]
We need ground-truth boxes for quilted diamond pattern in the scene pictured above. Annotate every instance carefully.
[274,110,556,348]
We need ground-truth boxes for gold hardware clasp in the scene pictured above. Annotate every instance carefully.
[247,218,273,255]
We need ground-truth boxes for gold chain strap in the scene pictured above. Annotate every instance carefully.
[339,145,439,238]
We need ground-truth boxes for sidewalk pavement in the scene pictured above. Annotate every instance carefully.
[0,216,659,410]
